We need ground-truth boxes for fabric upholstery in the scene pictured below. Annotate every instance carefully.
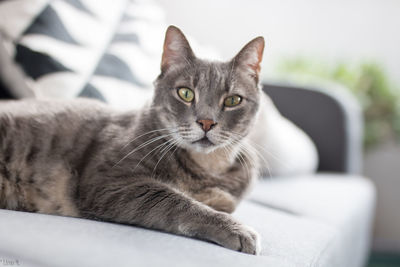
[0,174,375,267]
[0,0,164,108]
[249,174,376,267]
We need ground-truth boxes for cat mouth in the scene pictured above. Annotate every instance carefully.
[192,136,214,147]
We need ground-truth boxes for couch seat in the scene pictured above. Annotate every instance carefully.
[0,174,375,267]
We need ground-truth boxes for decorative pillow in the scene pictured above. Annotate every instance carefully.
[0,0,167,109]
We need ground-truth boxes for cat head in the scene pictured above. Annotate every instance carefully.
[152,26,264,153]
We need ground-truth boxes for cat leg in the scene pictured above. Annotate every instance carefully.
[191,187,237,213]
[183,164,252,214]
[79,179,260,254]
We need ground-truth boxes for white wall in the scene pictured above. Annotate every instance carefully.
[156,0,400,86]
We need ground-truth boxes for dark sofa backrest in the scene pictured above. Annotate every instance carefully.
[263,83,363,174]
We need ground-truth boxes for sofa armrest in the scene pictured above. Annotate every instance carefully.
[262,82,363,174]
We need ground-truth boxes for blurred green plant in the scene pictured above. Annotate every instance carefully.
[277,58,400,148]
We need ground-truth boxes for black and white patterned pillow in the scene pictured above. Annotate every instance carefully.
[0,0,166,109]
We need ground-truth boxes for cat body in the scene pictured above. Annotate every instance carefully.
[0,97,253,216]
[0,26,264,254]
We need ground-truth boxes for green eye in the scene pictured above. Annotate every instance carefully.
[177,87,194,102]
[224,95,242,107]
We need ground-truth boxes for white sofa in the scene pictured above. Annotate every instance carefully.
[0,174,375,267]
[0,84,376,267]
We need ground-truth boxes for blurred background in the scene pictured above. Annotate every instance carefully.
[156,0,400,264]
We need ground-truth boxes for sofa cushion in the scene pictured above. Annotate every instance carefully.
[248,174,376,267]
[0,0,164,108]
[0,202,336,267]
[0,174,375,267]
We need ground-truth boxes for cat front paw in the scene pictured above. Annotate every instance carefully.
[212,215,261,255]
[226,224,261,255]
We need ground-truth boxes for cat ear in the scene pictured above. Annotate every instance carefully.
[161,26,195,73]
[232,36,265,81]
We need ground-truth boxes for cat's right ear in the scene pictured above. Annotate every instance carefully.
[232,36,265,82]
[161,26,195,73]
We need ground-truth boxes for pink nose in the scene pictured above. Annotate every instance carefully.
[197,119,217,132]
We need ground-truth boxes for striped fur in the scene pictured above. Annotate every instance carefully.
[0,26,265,254]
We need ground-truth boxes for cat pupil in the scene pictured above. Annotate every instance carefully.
[185,90,188,98]
[231,97,234,105]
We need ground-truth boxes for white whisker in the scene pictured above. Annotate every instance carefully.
[229,130,291,169]
[151,138,181,179]
[131,138,176,174]
[113,132,177,168]
[227,132,273,179]
[120,127,175,151]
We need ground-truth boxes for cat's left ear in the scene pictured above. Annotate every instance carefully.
[161,25,195,73]
[232,36,265,81]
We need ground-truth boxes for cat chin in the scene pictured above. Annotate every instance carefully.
[192,145,219,154]
[182,142,220,154]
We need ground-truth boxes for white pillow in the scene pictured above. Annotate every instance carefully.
[249,93,319,177]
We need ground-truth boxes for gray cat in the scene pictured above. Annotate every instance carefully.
[0,26,264,254]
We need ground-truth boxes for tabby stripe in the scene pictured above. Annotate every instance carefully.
[4,140,14,163]
[75,137,100,177]
[146,194,170,211]
[50,134,61,153]
[140,190,166,207]
[26,145,40,164]
[0,163,11,181]
[35,188,49,200]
